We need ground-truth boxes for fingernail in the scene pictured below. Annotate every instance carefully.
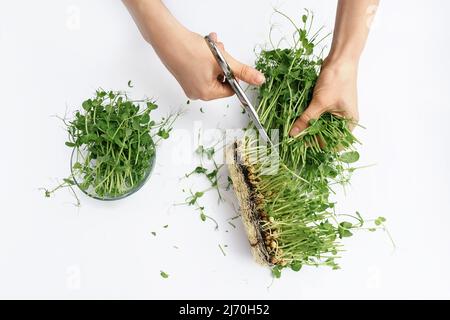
[255,73,266,84]
[289,126,301,137]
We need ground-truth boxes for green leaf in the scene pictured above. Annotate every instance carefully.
[81,100,91,111]
[140,114,150,124]
[340,151,360,163]
[63,178,75,185]
[375,216,386,226]
[338,222,354,238]
[127,80,133,88]
[193,166,207,174]
[200,213,206,221]
[302,14,307,23]
[146,102,158,111]
[65,142,76,147]
[72,162,82,170]
[132,117,141,130]
[272,266,282,278]
[205,147,215,160]
[291,261,302,272]
[114,137,127,148]
[160,271,169,279]
[194,191,204,198]
[157,129,170,139]
[340,221,353,229]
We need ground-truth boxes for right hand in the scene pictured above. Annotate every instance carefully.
[162,31,266,101]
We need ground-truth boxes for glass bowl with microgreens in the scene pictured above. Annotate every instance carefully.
[46,84,177,202]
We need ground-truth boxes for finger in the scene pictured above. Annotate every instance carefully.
[214,82,234,99]
[209,32,218,42]
[289,99,325,137]
[224,52,266,86]
[208,33,225,50]
[207,32,263,85]
[201,81,234,101]
[216,41,225,51]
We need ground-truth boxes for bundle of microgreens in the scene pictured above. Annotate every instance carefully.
[227,11,388,276]
[43,82,178,202]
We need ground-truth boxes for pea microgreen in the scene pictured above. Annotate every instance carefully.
[231,11,389,275]
[177,189,219,229]
[43,83,179,201]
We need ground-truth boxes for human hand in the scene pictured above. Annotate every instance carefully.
[123,0,265,101]
[289,59,359,137]
[164,31,265,101]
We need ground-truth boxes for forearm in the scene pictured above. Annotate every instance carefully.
[327,0,379,66]
[122,0,189,71]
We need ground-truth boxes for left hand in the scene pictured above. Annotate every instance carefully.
[289,58,359,136]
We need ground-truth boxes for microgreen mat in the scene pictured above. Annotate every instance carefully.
[230,11,391,274]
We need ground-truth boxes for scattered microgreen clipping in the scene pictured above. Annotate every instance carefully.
[177,189,219,229]
[160,271,169,279]
[43,82,179,202]
[178,137,233,229]
[218,244,227,256]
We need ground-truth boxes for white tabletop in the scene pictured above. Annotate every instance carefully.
[1,0,449,299]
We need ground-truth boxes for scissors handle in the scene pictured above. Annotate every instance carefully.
[204,35,273,145]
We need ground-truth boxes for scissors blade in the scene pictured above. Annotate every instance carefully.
[226,78,273,145]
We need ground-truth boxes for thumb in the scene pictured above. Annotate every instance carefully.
[224,52,266,86]
[289,99,325,137]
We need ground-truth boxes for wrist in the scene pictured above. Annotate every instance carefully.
[323,53,359,69]
[320,55,358,83]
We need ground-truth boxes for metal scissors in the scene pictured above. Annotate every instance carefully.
[204,35,273,146]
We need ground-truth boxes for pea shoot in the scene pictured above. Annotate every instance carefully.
[228,11,388,275]
[44,83,178,201]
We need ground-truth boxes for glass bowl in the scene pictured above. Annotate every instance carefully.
[70,144,156,201]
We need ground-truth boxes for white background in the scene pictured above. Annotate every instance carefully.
[0,0,449,299]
